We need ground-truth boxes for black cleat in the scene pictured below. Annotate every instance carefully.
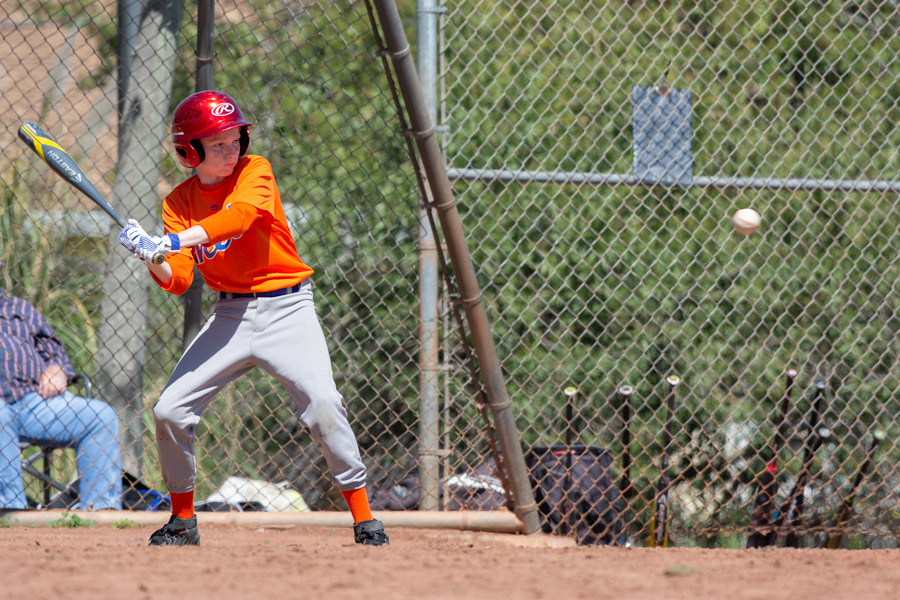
[353,519,389,546]
[149,515,200,546]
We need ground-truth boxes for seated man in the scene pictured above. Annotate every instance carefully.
[0,258,121,510]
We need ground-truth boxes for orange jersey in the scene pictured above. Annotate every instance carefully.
[153,155,314,295]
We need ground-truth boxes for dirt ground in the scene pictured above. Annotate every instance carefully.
[1,521,899,600]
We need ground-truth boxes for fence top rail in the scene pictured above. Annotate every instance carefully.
[446,167,900,194]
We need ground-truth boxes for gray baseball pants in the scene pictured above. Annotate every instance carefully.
[153,279,367,494]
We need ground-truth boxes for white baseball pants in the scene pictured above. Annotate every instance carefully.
[153,280,367,494]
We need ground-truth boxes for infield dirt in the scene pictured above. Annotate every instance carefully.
[1,523,899,600]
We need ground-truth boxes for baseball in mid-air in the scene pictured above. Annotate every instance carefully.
[732,208,761,235]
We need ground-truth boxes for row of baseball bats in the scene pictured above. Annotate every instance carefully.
[745,369,885,549]
[566,370,883,548]
[613,375,680,548]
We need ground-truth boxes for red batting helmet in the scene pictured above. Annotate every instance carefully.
[171,90,254,168]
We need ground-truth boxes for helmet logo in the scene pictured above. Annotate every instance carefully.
[211,103,235,117]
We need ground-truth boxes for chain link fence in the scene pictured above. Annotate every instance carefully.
[1,0,898,548]
[439,0,900,548]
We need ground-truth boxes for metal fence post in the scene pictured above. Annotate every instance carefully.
[415,0,442,512]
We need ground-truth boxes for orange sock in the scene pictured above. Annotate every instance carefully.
[170,491,195,519]
[342,487,373,524]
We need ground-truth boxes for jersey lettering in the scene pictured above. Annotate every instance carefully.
[193,236,241,264]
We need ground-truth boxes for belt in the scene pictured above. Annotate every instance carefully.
[219,282,305,301]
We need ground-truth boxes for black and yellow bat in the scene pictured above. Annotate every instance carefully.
[618,384,635,545]
[17,121,165,265]
[617,385,635,507]
[559,385,579,536]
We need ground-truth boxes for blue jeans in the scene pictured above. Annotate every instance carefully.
[0,391,122,509]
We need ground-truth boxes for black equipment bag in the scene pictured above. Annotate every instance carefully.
[525,444,626,546]
[371,445,625,546]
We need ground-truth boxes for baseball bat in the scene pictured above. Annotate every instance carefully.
[617,385,635,505]
[617,384,635,546]
[824,429,884,549]
[17,121,165,265]
[747,367,797,548]
[649,374,679,547]
[780,380,827,547]
[559,385,578,536]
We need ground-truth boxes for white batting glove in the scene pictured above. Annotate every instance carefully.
[117,219,148,254]
[133,233,182,263]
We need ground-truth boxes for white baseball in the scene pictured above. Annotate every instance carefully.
[732,208,761,235]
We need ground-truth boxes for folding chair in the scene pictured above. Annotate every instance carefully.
[19,373,92,508]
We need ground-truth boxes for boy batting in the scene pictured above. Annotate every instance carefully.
[118,90,388,546]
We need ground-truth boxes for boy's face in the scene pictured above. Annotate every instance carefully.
[196,127,242,184]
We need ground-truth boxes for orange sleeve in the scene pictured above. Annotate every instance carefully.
[196,202,272,244]
[150,252,195,296]
[232,158,279,216]
[150,194,196,296]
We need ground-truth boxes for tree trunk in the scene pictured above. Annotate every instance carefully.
[116,0,144,150]
[97,0,185,478]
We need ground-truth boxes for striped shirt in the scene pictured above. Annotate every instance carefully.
[0,289,74,404]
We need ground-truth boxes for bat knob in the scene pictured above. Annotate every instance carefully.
[151,253,166,265]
